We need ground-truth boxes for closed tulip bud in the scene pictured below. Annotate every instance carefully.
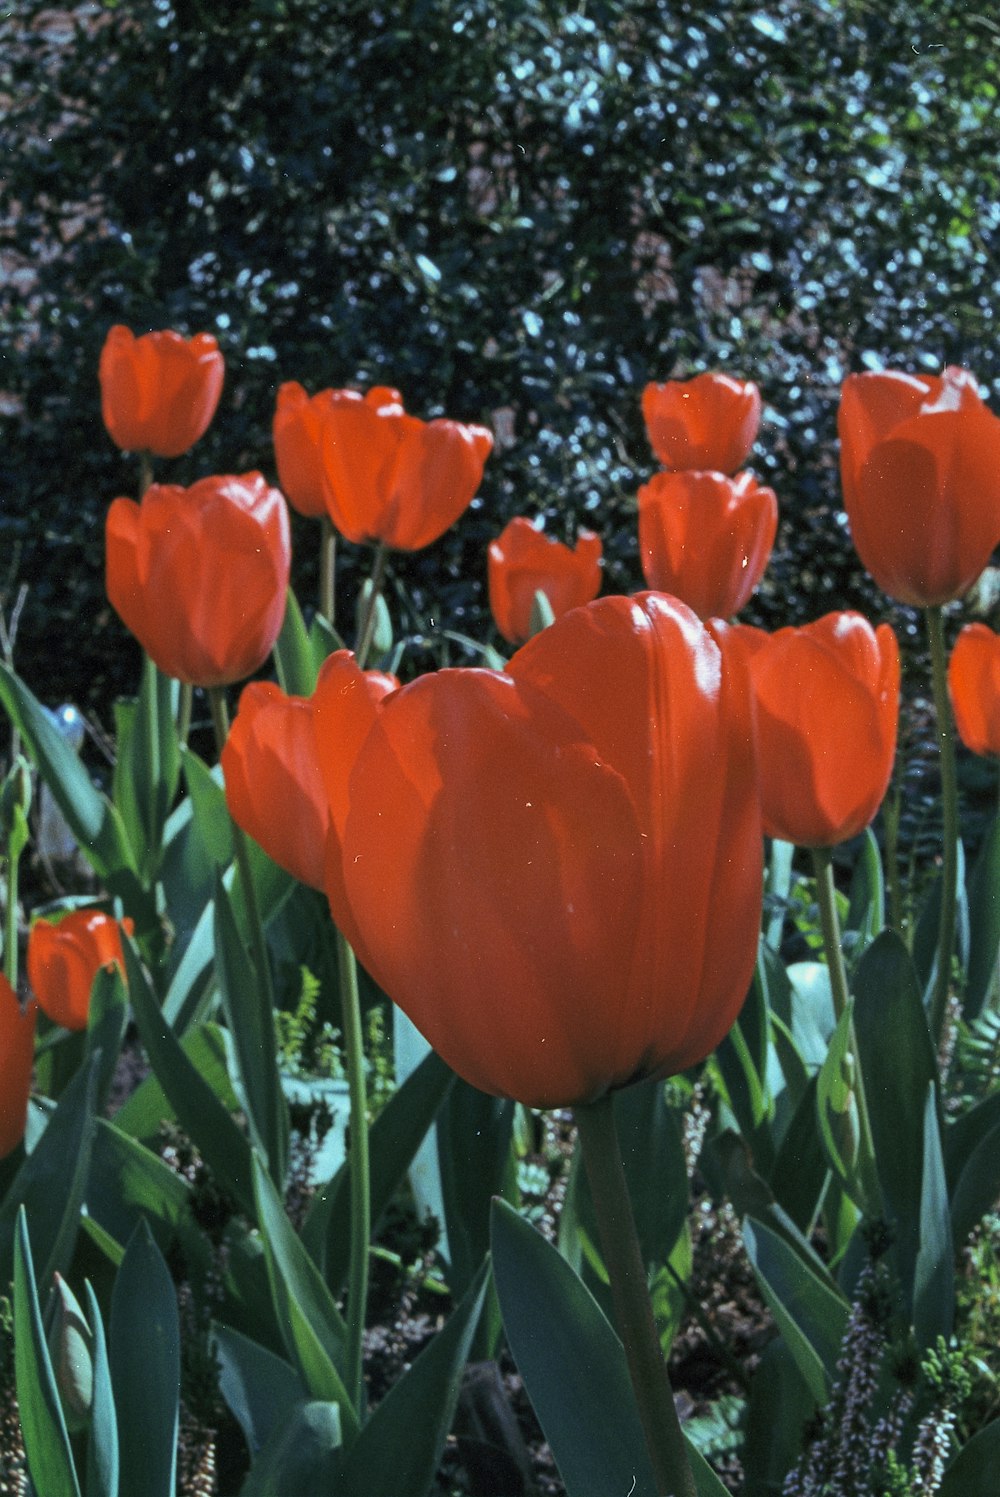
[314,595,762,1109]
[838,366,1000,607]
[488,518,603,645]
[273,382,402,519]
[106,473,291,687]
[948,623,1000,758]
[27,909,134,1031]
[0,975,36,1158]
[318,393,493,551]
[48,1275,93,1431]
[99,325,224,459]
[638,469,778,620]
[728,612,900,849]
[641,372,762,473]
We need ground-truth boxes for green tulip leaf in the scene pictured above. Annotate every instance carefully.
[964,811,1000,1019]
[85,962,129,1114]
[112,1020,238,1138]
[844,827,885,959]
[310,611,345,672]
[815,1001,862,1203]
[13,1209,82,1497]
[939,1417,1000,1495]
[912,839,968,1001]
[741,1337,817,1497]
[949,1116,1000,1253]
[112,653,180,882]
[240,1400,343,1496]
[768,1074,828,1234]
[274,585,319,696]
[913,1082,953,1348]
[743,1215,849,1405]
[85,1119,194,1262]
[212,1322,304,1458]
[84,1280,119,1497]
[109,1222,179,1497]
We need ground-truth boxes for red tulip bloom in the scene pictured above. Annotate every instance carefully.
[317,394,493,551]
[948,623,1000,758]
[488,518,602,645]
[838,367,1000,607]
[638,469,778,619]
[99,325,224,459]
[0,977,35,1158]
[313,596,762,1109]
[642,373,762,473]
[729,613,900,848]
[26,910,133,1032]
[273,382,403,519]
[106,473,291,686]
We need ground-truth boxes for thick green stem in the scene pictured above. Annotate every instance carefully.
[926,605,959,1044]
[356,543,388,669]
[574,1095,697,1497]
[177,681,193,749]
[138,450,154,497]
[811,845,880,1210]
[336,930,370,1412]
[320,515,337,625]
[208,687,273,1011]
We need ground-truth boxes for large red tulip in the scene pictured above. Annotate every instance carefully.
[318,394,493,551]
[948,623,1000,759]
[0,976,35,1157]
[223,663,398,890]
[638,469,778,620]
[641,373,762,473]
[99,325,224,459]
[488,518,602,645]
[273,382,402,519]
[27,910,133,1032]
[313,596,762,1108]
[729,613,900,848]
[106,474,291,686]
[838,367,1000,607]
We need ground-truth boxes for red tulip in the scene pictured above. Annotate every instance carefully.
[317,394,493,550]
[948,623,1000,758]
[641,373,762,473]
[728,613,900,848]
[313,596,762,1108]
[106,473,291,686]
[99,325,224,459]
[838,367,1000,607]
[638,469,778,619]
[0,976,35,1157]
[26,910,133,1031]
[488,518,602,645]
[273,383,403,519]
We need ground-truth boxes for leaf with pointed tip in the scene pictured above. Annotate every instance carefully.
[13,1209,82,1497]
[84,1280,119,1497]
[109,1223,179,1497]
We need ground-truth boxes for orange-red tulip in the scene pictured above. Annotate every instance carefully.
[99,325,224,459]
[488,518,602,645]
[838,367,1000,607]
[317,393,493,551]
[26,910,133,1032]
[638,469,778,620]
[948,623,1000,758]
[313,596,762,1108]
[222,660,399,889]
[641,373,762,474]
[0,976,35,1157]
[106,473,291,687]
[729,613,900,848]
[273,383,403,519]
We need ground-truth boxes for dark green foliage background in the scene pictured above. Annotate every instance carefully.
[1,0,998,716]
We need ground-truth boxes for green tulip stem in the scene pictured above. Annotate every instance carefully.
[177,682,193,749]
[574,1094,697,1497]
[356,543,388,669]
[4,833,19,990]
[208,687,273,1012]
[810,845,880,1209]
[926,604,959,1045]
[883,778,904,937]
[138,450,153,497]
[320,515,337,626]
[336,929,371,1412]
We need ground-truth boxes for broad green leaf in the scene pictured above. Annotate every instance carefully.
[84,1280,119,1497]
[785,961,836,1070]
[13,1209,82,1497]
[844,827,885,959]
[743,1216,849,1405]
[309,611,345,673]
[214,876,288,1183]
[491,1198,658,1497]
[109,1223,179,1497]
[240,1400,342,1496]
[944,1087,1000,1196]
[965,812,1000,1018]
[212,1323,304,1457]
[768,1075,828,1234]
[815,1001,862,1203]
[250,1154,356,1437]
[123,935,256,1217]
[112,1022,239,1139]
[853,931,937,1308]
[182,747,234,869]
[437,1079,515,1297]
[912,839,969,1000]
[160,895,216,1030]
[335,1258,490,1497]
[274,586,319,696]
[710,1131,838,1288]
[764,837,795,952]
[302,1045,456,1287]
[86,1119,195,1260]
[741,1337,817,1496]
[950,1118,1000,1251]
[939,1417,1000,1495]
[85,963,129,1114]
[112,655,180,882]
[913,1083,953,1348]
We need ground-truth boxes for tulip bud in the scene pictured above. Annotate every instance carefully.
[48,1274,93,1431]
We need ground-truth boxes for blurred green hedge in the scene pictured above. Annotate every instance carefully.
[1,0,998,717]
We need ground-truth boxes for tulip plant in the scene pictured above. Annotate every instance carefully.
[0,333,999,1497]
